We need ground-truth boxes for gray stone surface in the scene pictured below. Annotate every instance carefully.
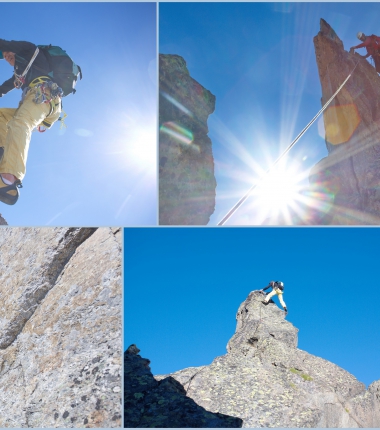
[156,290,380,428]
[311,18,380,224]
[159,54,216,225]
[125,345,242,428]
[0,227,122,427]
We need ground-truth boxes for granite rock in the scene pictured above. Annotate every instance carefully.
[311,18,380,224]
[125,346,242,428]
[159,54,216,225]
[156,290,379,428]
[0,227,122,427]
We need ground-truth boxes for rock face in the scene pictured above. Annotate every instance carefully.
[311,18,380,224]
[155,291,380,428]
[159,54,216,225]
[124,345,242,428]
[0,214,7,225]
[0,227,122,428]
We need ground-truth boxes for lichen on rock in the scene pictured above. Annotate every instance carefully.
[0,227,122,428]
[150,290,380,428]
[159,54,217,225]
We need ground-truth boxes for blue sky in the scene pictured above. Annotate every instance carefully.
[160,2,380,225]
[125,227,380,388]
[0,2,156,226]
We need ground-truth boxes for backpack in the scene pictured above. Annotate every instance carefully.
[274,281,284,291]
[36,45,82,97]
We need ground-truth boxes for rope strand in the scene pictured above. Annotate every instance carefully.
[217,61,360,226]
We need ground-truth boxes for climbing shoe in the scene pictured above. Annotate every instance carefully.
[261,300,269,305]
[284,307,288,315]
[0,176,22,205]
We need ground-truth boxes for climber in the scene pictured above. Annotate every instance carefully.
[261,281,288,315]
[350,32,380,73]
[0,39,63,205]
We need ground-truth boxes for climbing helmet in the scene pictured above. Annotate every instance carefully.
[357,32,365,41]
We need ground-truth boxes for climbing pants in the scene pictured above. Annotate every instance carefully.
[0,87,61,181]
[265,287,286,308]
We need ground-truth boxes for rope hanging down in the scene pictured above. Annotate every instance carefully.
[217,61,359,226]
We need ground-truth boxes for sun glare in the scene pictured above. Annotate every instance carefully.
[254,166,301,214]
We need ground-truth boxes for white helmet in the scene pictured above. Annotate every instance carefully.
[357,32,365,41]
[276,281,284,288]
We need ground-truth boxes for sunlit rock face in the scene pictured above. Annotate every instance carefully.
[0,228,122,427]
[153,290,380,428]
[159,54,216,225]
[311,18,380,224]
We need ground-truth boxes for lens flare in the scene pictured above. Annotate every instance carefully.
[160,121,194,145]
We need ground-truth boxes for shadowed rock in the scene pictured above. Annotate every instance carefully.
[125,346,242,428]
[159,54,216,225]
[311,18,380,224]
[155,290,380,427]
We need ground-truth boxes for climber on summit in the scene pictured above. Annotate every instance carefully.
[350,32,380,73]
[261,281,288,315]
[0,39,81,206]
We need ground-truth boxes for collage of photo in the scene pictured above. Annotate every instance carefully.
[0,1,379,429]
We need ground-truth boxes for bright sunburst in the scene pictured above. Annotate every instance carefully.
[249,160,307,224]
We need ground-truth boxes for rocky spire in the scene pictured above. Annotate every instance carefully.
[159,54,216,225]
[311,18,380,224]
[151,290,380,427]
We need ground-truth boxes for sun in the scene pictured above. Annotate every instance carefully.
[249,161,307,223]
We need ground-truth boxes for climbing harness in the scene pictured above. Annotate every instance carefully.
[13,47,40,88]
[217,61,360,226]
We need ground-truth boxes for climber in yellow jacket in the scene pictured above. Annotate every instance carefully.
[0,40,62,205]
[261,281,288,315]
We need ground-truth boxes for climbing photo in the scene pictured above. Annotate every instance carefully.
[125,227,380,427]
[159,3,380,226]
[0,2,157,226]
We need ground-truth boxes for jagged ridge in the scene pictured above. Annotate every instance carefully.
[153,290,380,427]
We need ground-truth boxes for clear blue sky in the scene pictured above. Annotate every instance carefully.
[125,227,380,388]
[0,2,156,226]
[160,3,380,225]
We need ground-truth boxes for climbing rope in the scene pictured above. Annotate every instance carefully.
[217,61,360,226]
[14,47,40,88]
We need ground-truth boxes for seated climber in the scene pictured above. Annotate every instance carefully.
[261,281,288,315]
[0,39,63,205]
[350,32,380,73]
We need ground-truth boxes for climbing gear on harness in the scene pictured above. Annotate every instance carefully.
[217,61,360,226]
[32,80,63,104]
[0,176,22,205]
[57,110,68,130]
[34,45,82,96]
[14,47,40,89]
